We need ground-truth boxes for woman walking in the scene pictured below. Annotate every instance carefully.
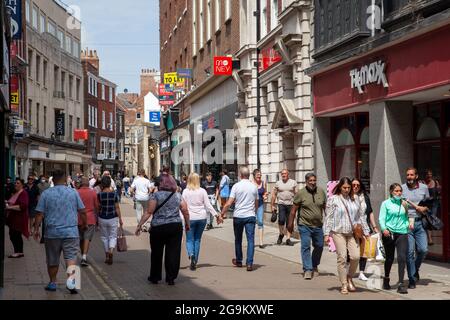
[135,174,190,285]
[324,177,370,294]
[182,173,222,270]
[379,183,411,294]
[253,169,268,248]
[5,179,29,258]
[352,178,379,281]
[97,176,123,265]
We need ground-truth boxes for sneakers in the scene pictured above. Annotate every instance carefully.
[313,268,320,278]
[304,271,312,280]
[358,272,368,281]
[190,255,197,271]
[80,259,89,267]
[414,272,420,283]
[45,282,57,292]
[232,259,243,268]
[397,284,408,294]
[277,235,284,245]
[408,281,416,289]
[285,239,294,246]
[383,277,391,290]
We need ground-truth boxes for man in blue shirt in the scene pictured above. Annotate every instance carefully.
[402,167,430,289]
[34,170,87,294]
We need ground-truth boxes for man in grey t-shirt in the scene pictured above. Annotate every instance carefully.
[271,169,297,246]
[402,167,430,289]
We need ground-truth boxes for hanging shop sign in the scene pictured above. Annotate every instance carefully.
[259,45,282,72]
[213,56,233,76]
[5,0,22,39]
[164,72,185,85]
[350,60,389,94]
[159,84,174,96]
[160,100,175,106]
[177,68,193,79]
[12,118,24,138]
[74,129,88,140]
[149,111,161,125]
[55,113,65,136]
[10,74,19,114]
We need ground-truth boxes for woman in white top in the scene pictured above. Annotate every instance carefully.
[324,177,370,295]
[182,173,223,270]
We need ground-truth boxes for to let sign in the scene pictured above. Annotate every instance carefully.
[164,72,185,85]
[214,56,232,76]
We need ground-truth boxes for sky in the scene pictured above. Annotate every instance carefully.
[68,0,160,93]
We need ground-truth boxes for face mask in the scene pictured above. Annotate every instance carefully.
[393,195,402,201]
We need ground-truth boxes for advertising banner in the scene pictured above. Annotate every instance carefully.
[164,72,185,85]
[177,68,193,79]
[213,56,233,76]
[5,0,22,40]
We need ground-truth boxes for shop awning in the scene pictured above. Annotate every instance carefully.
[271,98,303,130]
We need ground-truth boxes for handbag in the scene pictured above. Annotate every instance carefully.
[117,227,128,252]
[422,212,444,231]
[270,211,278,223]
[340,197,364,241]
[360,234,378,259]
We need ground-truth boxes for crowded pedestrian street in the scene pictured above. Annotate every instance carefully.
[2,197,449,300]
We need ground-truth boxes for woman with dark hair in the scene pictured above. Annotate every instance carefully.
[351,178,379,281]
[136,173,190,285]
[379,183,411,294]
[253,169,268,248]
[324,177,370,294]
[97,176,123,265]
[5,179,30,258]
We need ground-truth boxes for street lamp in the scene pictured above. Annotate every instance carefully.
[254,1,262,170]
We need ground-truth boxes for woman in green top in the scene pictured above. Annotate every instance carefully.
[379,183,413,294]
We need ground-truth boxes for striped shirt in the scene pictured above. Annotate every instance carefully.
[98,191,119,220]
[323,195,370,236]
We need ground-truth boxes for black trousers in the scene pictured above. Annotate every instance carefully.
[149,223,183,282]
[9,229,24,254]
[382,233,409,284]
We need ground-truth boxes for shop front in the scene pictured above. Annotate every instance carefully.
[312,25,450,261]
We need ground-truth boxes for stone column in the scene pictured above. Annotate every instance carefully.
[314,117,332,189]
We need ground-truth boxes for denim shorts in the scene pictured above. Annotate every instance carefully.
[278,204,292,226]
[45,238,79,266]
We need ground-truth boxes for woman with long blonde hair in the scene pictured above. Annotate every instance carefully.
[182,173,222,270]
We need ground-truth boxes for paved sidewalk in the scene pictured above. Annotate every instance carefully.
[205,214,450,300]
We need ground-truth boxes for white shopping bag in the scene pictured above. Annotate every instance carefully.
[375,233,386,261]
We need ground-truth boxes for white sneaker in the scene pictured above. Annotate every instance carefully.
[359,272,368,281]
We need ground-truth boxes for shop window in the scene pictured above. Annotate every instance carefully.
[335,129,355,147]
[360,127,369,145]
[416,117,441,141]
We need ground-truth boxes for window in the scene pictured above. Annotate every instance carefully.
[102,84,106,100]
[65,35,72,53]
[36,103,40,134]
[199,0,204,48]
[119,115,123,133]
[32,5,38,30]
[109,87,113,102]
[77,117,80,129]
[207,0,212,41]
[88,77,92,95]
[94,107,98,128]
[57,29,64,49]
[54,65,59,92]
[261,0,268,38]
[88,105,91,126]
[109,112,113,131]
[102,111,106,129]
[69,75,73,99]
[43,60,47,86]
[28,99,32,122]
[26,0,31,23]
[225,0,232,22]
[193,0,197,55]
[100,139,106,156]
[44,106,47,135]
[76,78,80,100]
[35,55,40,83]
[72,40,80,58]
[61,71,66,94]
[48,20,56,36]
[28,50,33,77]
[270,0,278,30]
[40,13,46,33]
[215,0,221,32]
[69,115,73,141]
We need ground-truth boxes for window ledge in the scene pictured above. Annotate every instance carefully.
[215,29,221,36]
[225,17,232,25]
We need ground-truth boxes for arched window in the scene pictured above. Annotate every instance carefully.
[416,117,441,141]
[360,127,369,145]
[335,129,355,147]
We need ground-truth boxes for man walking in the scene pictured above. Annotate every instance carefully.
[123,175,131,197]
[271,169,298,246]
[220,166,258,271]
[219,169,231,218]
[287,173,327,280]
[89,169,100,189]
[202,172,219,230]
[402,167,430,289]
[25,174,41,235]
[77,177,99,267]
[34,170,87,294]
[130,169,153,231]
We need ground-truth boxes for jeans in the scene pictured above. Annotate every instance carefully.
[256,204,264,229]
[186,219,207,262]
[233,216,256,266]
[298,225,324,272]
[98,217,119,252]
[407,220,428,282]
[383,233,408,284]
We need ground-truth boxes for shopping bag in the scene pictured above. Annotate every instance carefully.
[375,234,385,261]
[360,234,377,259]
[328,236,336,253]
[117,227,128,252]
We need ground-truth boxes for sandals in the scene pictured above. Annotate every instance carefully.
[347,276,357,292]
[341,284,349,295]
[8,253,24,259]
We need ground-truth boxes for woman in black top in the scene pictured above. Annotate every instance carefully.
[352,179,379,281]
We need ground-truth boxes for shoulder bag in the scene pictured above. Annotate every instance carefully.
[117,227,127,252]
[340,197,364,241]
[153,192,175,216]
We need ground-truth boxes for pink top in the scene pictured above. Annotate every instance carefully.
[182,188,218,221]
[77,187,99,225]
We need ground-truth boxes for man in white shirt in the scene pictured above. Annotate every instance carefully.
[220,166,258,271]
[89,169,100,189]
[130,169,153,231]
[102,171,117,191]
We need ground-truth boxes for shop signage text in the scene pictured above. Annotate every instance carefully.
[164,72,185,85]
[74,129,88,140]
[350,60,389,94]
[55,114,65,136]
[149,111,161,124]
[214,56,232,76]
[177,68,192,79]
[259,46,282,72]
[5,0,22,39]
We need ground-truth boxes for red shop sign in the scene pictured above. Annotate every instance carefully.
[74,129,88,140]
[259,46,282,72]
[213,56,232,76]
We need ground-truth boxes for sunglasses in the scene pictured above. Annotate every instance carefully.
[352,184,361,187]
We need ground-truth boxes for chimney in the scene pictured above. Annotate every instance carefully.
[140,68,158,97]
[81,48,100,71]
